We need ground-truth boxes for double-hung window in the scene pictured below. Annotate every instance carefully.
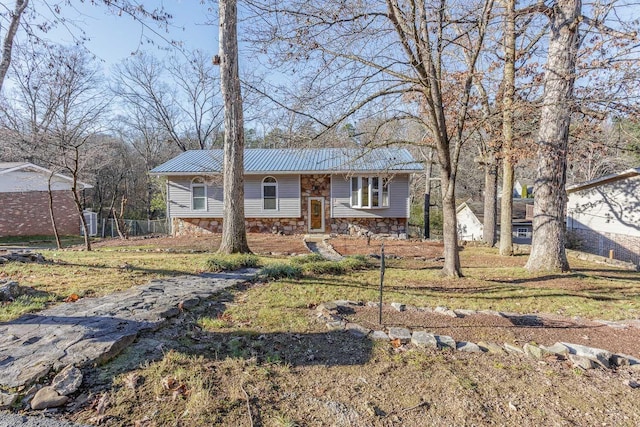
[191,178,207,211]
[262,176,277,210]
[350,176,389,208]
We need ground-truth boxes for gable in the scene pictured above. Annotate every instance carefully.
[0,170,75,193]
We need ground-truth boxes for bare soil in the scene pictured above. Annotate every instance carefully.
[347,306,640,358]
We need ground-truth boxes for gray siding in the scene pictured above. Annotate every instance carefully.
[331,174,410,218]
[244,175,301,218]
[168,174,301,219]
[168,176,224,218]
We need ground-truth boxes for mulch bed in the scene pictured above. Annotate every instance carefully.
[346,306,640,359]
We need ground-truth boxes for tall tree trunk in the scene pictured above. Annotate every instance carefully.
[0,0,29,93]
[47,174,62,250]
[499,0,516,256]
[440,169,462,277]
[525,0,581,272]
[483,157,498,246]
[423,148,434,239]
[218,0,250,254]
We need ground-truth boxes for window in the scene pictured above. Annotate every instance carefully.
[350,176,390,208]
[516,228,529,238]
[191,178,206,211]
[262,176,277,210]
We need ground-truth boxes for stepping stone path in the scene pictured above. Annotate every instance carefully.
[314,300,640,380]
[304,235,344,261]
[0,269,257,391]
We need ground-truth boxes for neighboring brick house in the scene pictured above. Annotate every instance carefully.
[0,162,92,237]
[150,148,422,237]
[566,167,640,266]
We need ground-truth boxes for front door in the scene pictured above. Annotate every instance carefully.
[308,197,324,232]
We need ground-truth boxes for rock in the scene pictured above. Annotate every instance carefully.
[477,342,506,354]
[453,309,476,317]
[434,306,458,318]
[326,321,346,331]
[436,335,456,350]
[346,323,370,338]
[540,343,570,357]
[561,342,612,368]
[317,302,338,312]
[0,281,23,301]
[523,343,544,359]
[0,391,18,409]
[367,301,380,308]
[411,331,437,349]
[370,331,390,341]
[30,386,69,410]
[456,342,483,353]
[51,365,83,396]
[624,379,640,389]
[503,343,524,354]
[594,320,628,330]
[391,302,406,312]
[388,327,412,343]
[611,354,640,367]
[569,354,598,370]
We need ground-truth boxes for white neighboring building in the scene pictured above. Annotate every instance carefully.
[566,167,640,266]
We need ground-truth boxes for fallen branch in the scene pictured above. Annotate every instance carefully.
[383,400,429,418]
[241,384,254,427]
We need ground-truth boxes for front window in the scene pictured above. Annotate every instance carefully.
[262,176,277,210]
[350,176,390,208]
[516,228,529,238]
[191,178,206,211]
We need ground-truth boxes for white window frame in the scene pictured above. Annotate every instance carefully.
[350,176,390,209]
[262,176,278,211]
[516,228,529,238]
[191,178,207,211]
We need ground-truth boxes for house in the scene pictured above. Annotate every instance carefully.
[0,162,93,237]
[513,180,534,199]
[149,148,422,236]
[566,168,640,266]
[456,199,534,243]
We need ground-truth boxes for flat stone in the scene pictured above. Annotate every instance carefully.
[479,310,502,317]
[456,341,483,353]
[523,343,544,359]
[436,335,456,350]
[326,321,346,331]
[569,354,598,370]
[434,306,457,318]
[391,303,406,312]
[561,342,612,368]
[388,327,412,343]
[611,353,640,368]
[503,343,524,354]
[0,391,17,409]
[540,343,570,357]
[367,301,380,308]
[411,331,437,349]
[453,309,476,317]
[345,323,370,338]
[594,320,628,329]
[370,331,389,341]
[478,341,506,354]
[51,365,83,396]
[31,386,69,410]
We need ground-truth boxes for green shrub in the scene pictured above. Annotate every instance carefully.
[260,263,303,280]
[339,255,369,270]
[290,253,326,265]
[204,253,260,272]
[302,260,346,275]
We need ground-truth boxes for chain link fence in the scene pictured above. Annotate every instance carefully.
[100,219,170,238]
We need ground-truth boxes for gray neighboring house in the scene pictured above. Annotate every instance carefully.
[456,199,534,244]
[566,168,640,266]
[150,148,422,236]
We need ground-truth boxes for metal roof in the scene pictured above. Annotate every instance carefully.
[566,167,640,193]
[150,148,423,175]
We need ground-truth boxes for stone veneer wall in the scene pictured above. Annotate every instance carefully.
[330,218,407,236]
[0,191,79,236]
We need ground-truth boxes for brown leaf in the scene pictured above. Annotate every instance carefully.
[95,393,109,415]
[88,415,109,425]
[171,384,189,401]
[161,376,177,390]
[64,293,80,303]
[390,338,402,348]
[124,372,140,390]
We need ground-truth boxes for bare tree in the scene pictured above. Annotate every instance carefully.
[0,0,29,92]
[247,0,495,277]
[218,0,250,254]
[112,51,223,152]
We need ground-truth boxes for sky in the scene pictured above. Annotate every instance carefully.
[31,0,222,72]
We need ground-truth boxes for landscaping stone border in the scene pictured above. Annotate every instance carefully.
[314,301,640,377]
